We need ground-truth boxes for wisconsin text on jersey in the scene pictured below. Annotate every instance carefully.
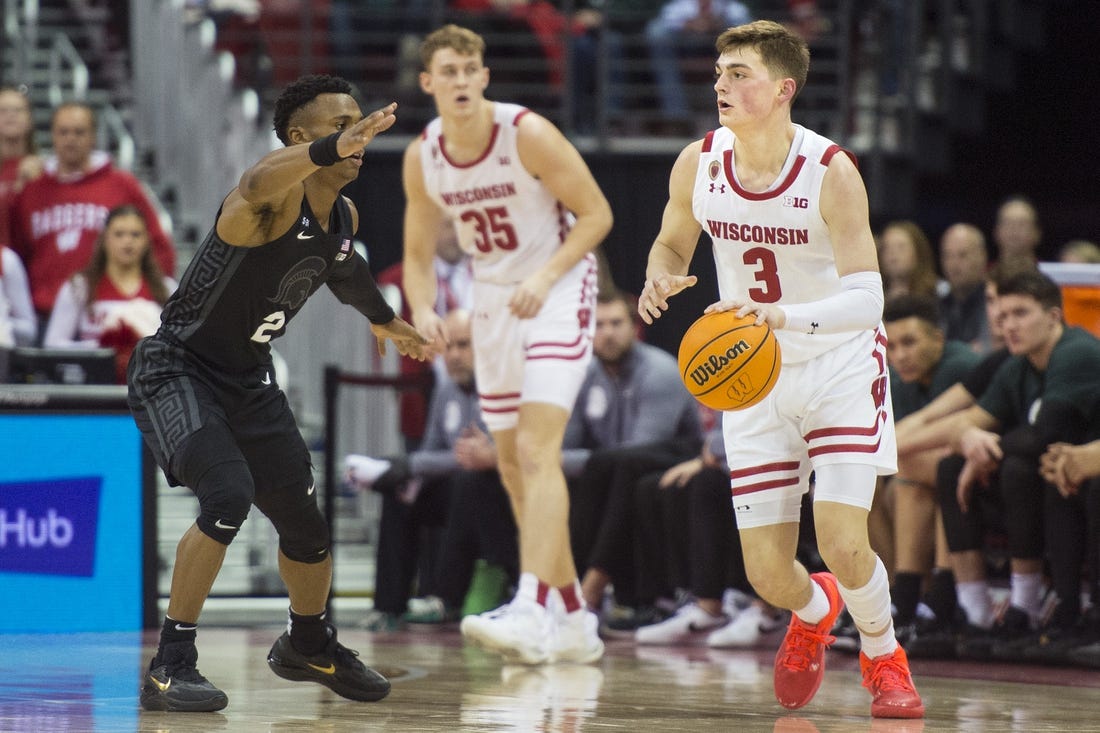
[705,220,810,246]
[440,182,517,206]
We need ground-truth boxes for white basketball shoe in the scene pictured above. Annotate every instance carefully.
[550,607,605,664]
[706,604,764,648]
[635,603,729,645]
[461,596,552,665]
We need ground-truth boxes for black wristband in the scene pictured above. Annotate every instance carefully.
[308,132,344,166]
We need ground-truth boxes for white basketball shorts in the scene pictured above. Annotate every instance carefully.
[722,327,896,528]
[472,255,598,432]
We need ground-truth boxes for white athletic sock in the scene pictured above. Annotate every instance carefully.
[956,580,994,629]
[838,557,897,658]
[516,572,539,602]
[1010,572,1044,624]
[792,577,830,625]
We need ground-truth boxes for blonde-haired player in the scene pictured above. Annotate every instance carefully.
[639,20,923,719]
[401,24,612,664]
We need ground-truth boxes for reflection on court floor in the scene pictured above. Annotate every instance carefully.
[0,627,1098,732]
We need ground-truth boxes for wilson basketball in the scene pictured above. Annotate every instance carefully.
[677,311,781,411]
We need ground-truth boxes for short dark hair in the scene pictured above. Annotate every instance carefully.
[996,270,1062,310]
[596,286,636,312]
[272,74,353,145]
[985,256,1036,290]
[883,294,941,330]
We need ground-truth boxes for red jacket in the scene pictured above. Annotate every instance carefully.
[8,152,176,314]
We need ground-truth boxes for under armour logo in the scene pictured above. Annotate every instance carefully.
[709,182,727,194]
[499,156,510,165]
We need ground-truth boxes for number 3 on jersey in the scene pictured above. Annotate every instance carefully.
[461,206,518,253]
[743,247,783,303]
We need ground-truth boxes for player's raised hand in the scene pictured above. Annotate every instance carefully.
[337,103,398,157]
[639,274,697,324]
[370,315,430,361]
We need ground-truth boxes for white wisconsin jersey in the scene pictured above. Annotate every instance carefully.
[419,102,574,285]
[692,124,863,363]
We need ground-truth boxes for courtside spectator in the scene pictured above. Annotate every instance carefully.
[43,205,175,383]
[0,85,42,248]
[8,101,175,330]
[992,195,1042,265]
[938,223,991,353]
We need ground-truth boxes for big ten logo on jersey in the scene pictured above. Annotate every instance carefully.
[782,196,809,209]
[251,311,286,343]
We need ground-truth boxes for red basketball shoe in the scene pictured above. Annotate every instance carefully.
[859,646,925,718]
[774,572,844,710]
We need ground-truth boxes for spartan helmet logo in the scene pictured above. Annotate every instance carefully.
[269,256,327,310]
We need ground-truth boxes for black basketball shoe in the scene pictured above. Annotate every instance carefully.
[140,641,228,712]
[267,626,391,702]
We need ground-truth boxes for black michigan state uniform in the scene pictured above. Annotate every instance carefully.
[128,196,394,556]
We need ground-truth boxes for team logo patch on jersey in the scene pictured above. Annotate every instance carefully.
[708,160,721,180]
[336,239,352,261]
[269,256,327,310]
[301,216,311,228]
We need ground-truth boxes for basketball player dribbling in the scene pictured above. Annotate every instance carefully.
[401,25,613,664]
[129,75,428,712]
[638,21,924,719]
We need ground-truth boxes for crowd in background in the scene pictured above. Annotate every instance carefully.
[344,187,1100,671]
[0,85,176,382]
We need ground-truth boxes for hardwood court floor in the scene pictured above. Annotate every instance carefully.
[2,624,1098,732]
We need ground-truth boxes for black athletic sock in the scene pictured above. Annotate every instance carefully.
[157,616,198,661]
[288,608,329,655]
[892,572,922,626]
[923,568,958,625]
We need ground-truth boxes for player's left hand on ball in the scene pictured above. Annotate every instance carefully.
[705,300,787,329]
[371,316,431,361]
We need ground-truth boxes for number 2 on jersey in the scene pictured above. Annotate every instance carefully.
[461,206,518,253]
[743,247,782,303]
